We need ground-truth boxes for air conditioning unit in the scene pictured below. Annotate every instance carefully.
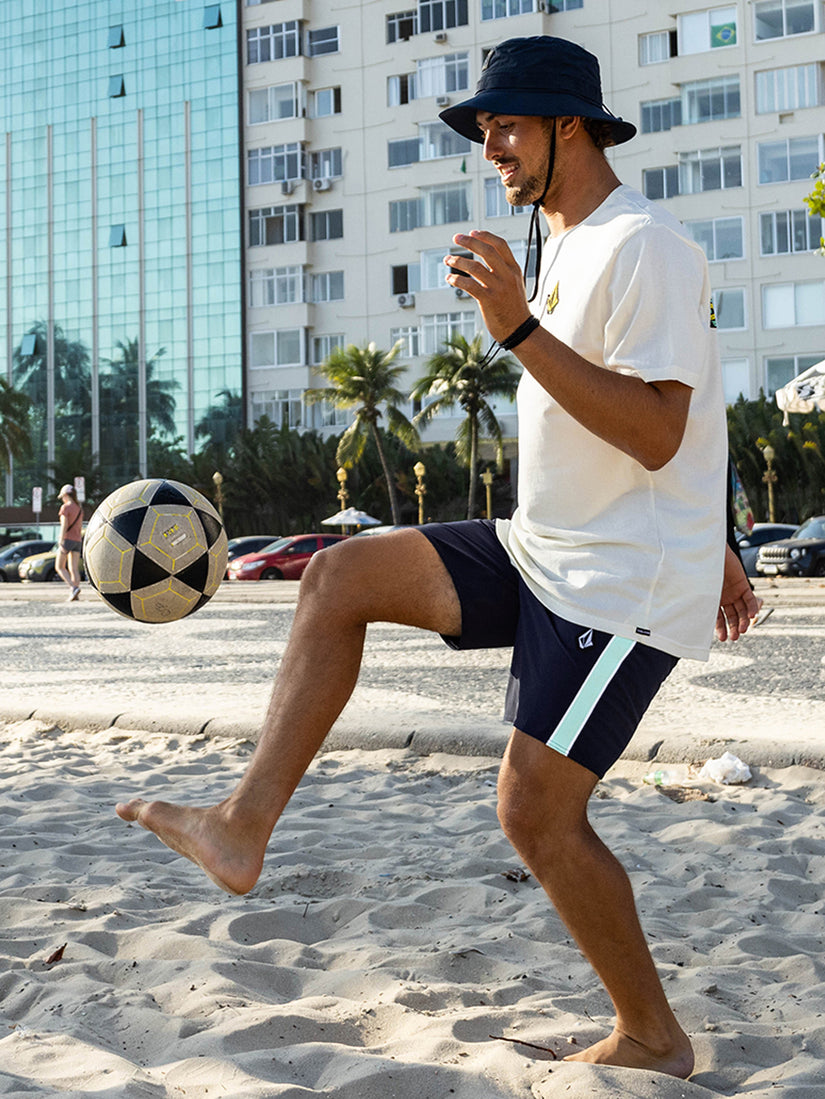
[281,180,296,196]
[435,95,450,107]
[396,293,415,308]
[455,287,470,299]
[434,31,447,43]
[312,178,332,192]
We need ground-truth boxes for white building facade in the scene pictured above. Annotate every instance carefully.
[240,0,825,443]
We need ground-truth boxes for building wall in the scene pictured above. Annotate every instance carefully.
[0,0,244,504]
[240,0,825,448]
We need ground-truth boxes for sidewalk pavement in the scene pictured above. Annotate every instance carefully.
[1,576,824,772]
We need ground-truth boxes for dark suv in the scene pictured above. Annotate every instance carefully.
[755,516,825,577]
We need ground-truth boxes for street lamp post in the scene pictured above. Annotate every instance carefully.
[336,466,349,510]
[413,460,426,525]
[481,469,494,519]
[212,470,225,524]
[762,444,777,523]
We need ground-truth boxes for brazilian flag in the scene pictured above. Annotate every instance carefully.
[711,21,736,47]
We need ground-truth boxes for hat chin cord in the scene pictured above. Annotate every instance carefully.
[525,119,556,303]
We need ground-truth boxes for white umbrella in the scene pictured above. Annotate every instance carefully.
[322,506,382,528]
[775,360,825,426]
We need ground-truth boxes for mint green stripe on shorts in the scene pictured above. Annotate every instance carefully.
[547,636,636,758]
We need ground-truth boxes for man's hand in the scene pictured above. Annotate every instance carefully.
[444,230,531,343]
[716,544,762,642]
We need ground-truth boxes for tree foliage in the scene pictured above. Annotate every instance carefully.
[0,379,32,473]
[803,162,825,255]
[727,393,825,523]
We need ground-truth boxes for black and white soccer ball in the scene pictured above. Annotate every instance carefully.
[83,478,228,623]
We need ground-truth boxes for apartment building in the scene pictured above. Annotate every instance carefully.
[243,0,825,443]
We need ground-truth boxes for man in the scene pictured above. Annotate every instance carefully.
[117,36,758,1078]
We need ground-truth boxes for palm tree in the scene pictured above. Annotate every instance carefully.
[0,378,32,475]
[101,339,178,438]
[305,341,420,524]
[411,334,520,519]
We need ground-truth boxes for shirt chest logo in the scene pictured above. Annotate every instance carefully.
[545,281,560,315]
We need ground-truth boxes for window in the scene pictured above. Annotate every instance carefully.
[389,182,471,233]
[482,0,534,19]
[390,325,421,357]
[389,137,422,168]
[682,75,740,123]
[310,209,343,241]
[418,0,469,32]
[109,224,127,247]
[420,311,476,354]
[250,329,303,368]
[311,87,341,117]
[640,97,682,133]
[763,280,825,327]
[754,0,816,40]
[484,177,528,216]
[713,287,747,329]
[391,263,422,294]
[639,29,676,65]
[679,146,742,193]
[248,83,300,125]
[684,217,744,261]
[204,5,223,29]
[642,165,680,200]
[415,53,469,98]
[387,10,418,41]
[311,271,345,302]
[419,248,453,290]
[249,205,304,246]
[20,334,38,357]
[760,208,824,254]
[547,0,583,8]
[722,358,750,403]
[249,266,304,307]
[389,123,470,167]
[312,334,344,364]
[247,22,301,63]
[388,73,416,106]
[248,143,304,185]
[108,75,125,98]
[310,147,342,180]
[108,25,125,48]
[765,353,822,395]
[251,389,305,428]
[307,26,339,55]
[758,135,821,183]
[678,6,737,53]
[756,64,822,113]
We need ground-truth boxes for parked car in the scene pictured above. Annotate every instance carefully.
[0,539,55,581]
[18,545,87,583]
[227,534,347,581]
[735,523,798,577]
[0,527,41,549]
[225,535,280,576]
[755,516,825,577]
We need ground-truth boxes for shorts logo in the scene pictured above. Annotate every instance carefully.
[546,281,560,315]
[578,628,594,650]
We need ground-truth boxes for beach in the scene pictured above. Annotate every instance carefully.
[1,581,824,1096]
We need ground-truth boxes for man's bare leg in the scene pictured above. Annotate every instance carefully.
[116,530,461,894]
[496,731,694,1078]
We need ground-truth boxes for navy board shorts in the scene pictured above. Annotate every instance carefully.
[419,519,678,778]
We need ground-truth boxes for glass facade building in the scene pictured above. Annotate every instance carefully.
[1,0,243,503]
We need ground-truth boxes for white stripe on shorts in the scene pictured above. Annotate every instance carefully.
[546,635,636,757]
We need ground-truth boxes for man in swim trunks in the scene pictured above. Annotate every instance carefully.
[117,36,759,1078]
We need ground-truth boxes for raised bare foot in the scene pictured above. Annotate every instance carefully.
[564,1027,694,1079]
[115,798,264,895]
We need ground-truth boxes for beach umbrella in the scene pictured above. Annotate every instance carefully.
[322,506,382,528]
[775,360,825,426]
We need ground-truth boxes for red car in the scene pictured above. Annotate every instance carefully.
[226,533,347,580]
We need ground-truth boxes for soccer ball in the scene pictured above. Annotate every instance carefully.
[83,478,228,623]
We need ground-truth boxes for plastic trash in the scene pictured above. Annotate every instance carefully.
[697,751,751,785]
[643,764,693,786]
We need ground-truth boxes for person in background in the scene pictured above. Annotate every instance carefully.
[55,483,83,601]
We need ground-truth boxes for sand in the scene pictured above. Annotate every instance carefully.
[1,718,824,1097]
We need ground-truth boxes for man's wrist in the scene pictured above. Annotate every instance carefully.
[499,315,540,351]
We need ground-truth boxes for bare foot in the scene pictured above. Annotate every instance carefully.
[115,798,265,895]
[564,1027,694,1078]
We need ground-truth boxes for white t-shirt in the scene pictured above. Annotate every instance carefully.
[497,184,727,661]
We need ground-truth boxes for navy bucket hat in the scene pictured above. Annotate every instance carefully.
[440,36,636,147]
